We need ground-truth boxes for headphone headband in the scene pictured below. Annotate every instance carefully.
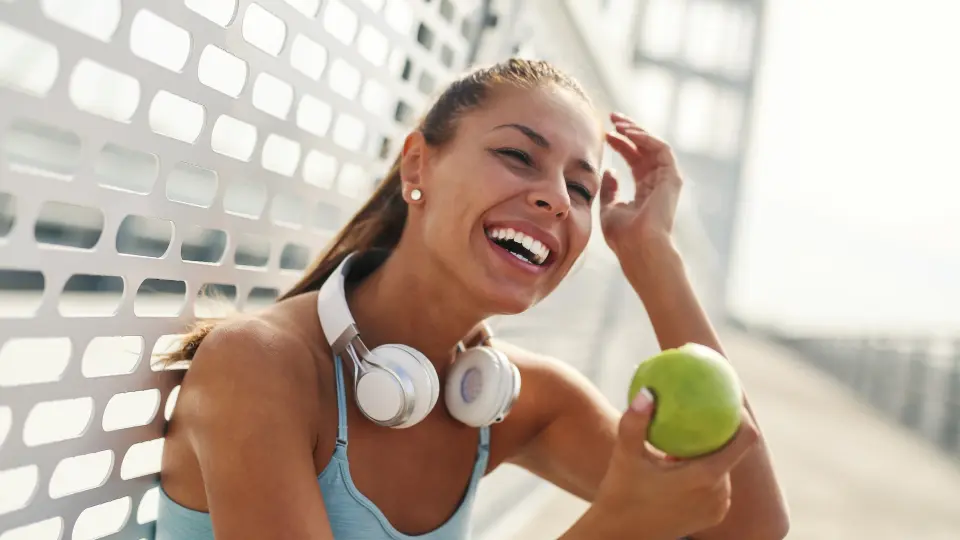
[316,252,361,353]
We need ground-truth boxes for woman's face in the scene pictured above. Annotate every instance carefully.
[403,83,604,314]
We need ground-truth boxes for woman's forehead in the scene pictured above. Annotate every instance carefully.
[464,84,602,150]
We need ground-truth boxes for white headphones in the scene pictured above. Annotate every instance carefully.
[316,251,521,429]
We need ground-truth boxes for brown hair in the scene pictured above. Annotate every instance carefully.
[160,58,589,364]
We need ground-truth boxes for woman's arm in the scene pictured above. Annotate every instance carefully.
[169,321,335,539]
[616,236,790,540]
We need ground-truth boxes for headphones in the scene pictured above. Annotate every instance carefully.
[316,251,521,429]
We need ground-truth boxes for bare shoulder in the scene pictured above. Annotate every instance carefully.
[173,313,327,443]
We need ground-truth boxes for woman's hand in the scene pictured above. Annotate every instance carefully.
[574,391,760,540]
[599,112,682,255]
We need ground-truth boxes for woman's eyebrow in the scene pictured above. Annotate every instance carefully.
[493,123,598,175]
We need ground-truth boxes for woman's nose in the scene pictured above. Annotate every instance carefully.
[527,178,571,219]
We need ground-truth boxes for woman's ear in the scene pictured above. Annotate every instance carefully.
[399,131,427,199]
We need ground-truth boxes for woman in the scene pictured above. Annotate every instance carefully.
[157,59,789,540]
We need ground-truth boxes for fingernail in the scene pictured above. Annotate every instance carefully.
[630,387,654,412]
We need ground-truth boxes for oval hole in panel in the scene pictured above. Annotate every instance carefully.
[270,192,306,229]
[23,397,94,446]
[245,287,279,312]
[0,337,71,387]
[302,150,337,189]
[120,438,164,480]
[357,25,389,66]
[82,336,143,378]
[416,23,435,50]
[234,234,271,267]
[0,465,38,515]
[0,192,14,237]
[0,517,64,540]
[439,44,455,69]
[418,71,436,95]
[166,161,219,208]
[60,274,124,317]
[185,0,238,27]
[94,144,159,194]
[360,79,391,116]
[130,10,192,72]
[134,279,187,317]
[150,335,188,372]
[336,163,370,198]
[296,94,333,137]
[384,0,414,35]
[149,91,205,143]
[102,389,160,431]
[48,450,113,499]
[332,113,366,152]
[2,119,81,181]
[328,59,361,100]
[181,226,227,264]
[41,0,121,42]
[197,45,247,97]
[137,486,160,524]
[323,0,358,45]
[72,496,131,540]
[0,22,60,97]
[252,72,293,119]
[289,34,326,80]
[164,385,181,421]
[195,283,237,318]
[242,3,286,56]
[313,201,344,232]
[0,406,11,448]
[223,177,267,218]
[116,215,173,258]
[439,0,456,22]
[211,115,257,161]
[279,243,310,271]
[261,134,300,177]
[34,201,104,249]
[69,59,140,122]
[0,269,44,318]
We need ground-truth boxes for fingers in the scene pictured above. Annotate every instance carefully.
[617,387,658,460]
[691,416,760,479]
[599,169,619,208]
[608,112,676,168]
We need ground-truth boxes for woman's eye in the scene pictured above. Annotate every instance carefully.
[568,183,594,203]
[496,148,533,166]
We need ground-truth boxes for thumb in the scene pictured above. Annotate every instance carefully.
[617,387,656,456]
[599,168,620,209]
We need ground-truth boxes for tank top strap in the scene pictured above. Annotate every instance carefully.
[478,425,490,450]
[333,355,348,446]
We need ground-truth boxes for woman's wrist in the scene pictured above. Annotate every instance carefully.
[612,234,685,297]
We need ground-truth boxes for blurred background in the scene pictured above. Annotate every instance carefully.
[1,0,958,539]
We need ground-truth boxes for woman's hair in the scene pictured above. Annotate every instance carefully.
[159,58,589,364]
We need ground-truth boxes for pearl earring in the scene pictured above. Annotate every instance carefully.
[410,188,423,201]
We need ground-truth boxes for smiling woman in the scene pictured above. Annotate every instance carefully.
[154,58,787,540]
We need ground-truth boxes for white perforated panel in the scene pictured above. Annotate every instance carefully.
[0,0,485,537]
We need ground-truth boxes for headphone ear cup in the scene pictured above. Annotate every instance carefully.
[445,347,519,427]
[366,344,439,428]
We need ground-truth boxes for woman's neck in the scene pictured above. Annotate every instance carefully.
[347,247,485,377]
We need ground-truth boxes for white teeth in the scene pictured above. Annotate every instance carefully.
[485,227,552,264]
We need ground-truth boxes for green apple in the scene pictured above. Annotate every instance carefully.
[627,343,743,459]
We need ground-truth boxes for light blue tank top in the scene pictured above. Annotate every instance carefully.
[156,355,491,539]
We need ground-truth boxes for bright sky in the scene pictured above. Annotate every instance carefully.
[727,0,960,335]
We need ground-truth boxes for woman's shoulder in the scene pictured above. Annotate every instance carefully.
[174,299,334,439]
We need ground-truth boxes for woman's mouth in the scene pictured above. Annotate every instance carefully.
[484,226,552,267]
